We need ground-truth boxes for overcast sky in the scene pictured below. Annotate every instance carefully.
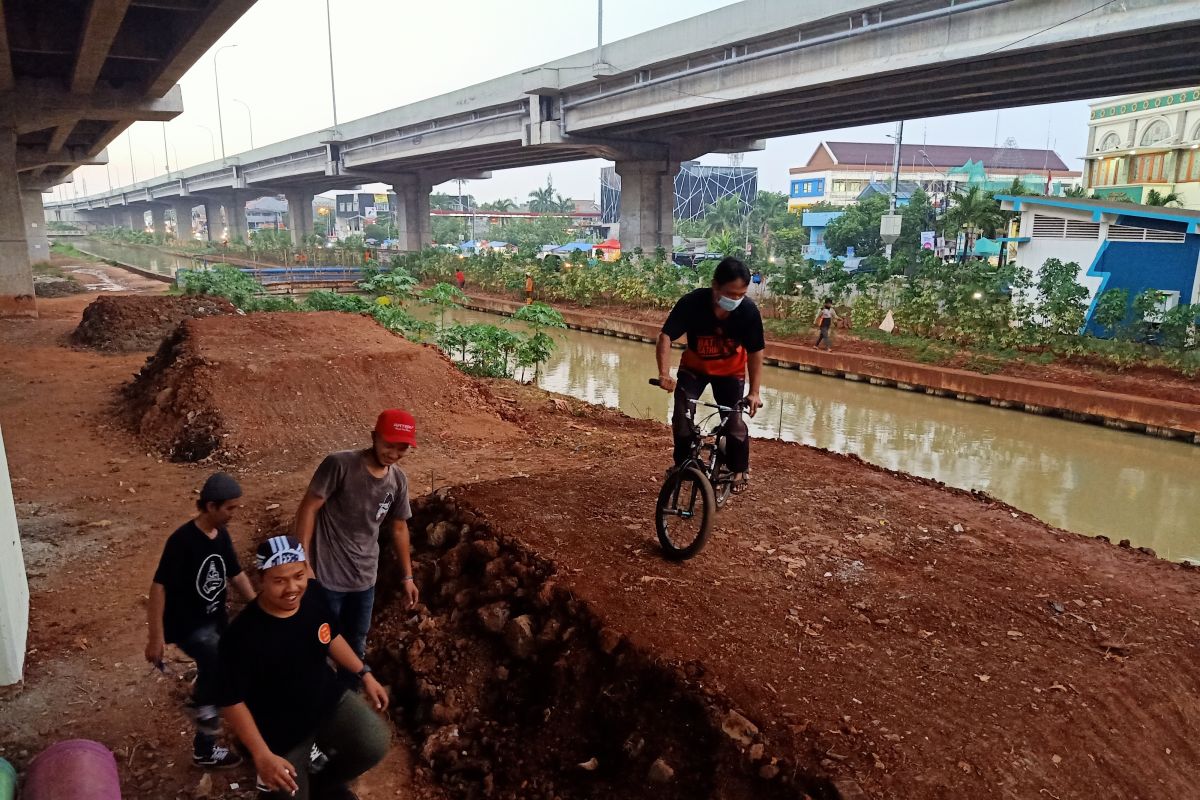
[62,0,1100,203]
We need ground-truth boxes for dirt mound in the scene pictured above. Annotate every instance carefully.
[71,294,235,352]
[121,311,519,462]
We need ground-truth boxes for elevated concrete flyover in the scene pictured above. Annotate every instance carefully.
[556,0,1200,144]
[1,0,257,316]
[44,0,1200,260]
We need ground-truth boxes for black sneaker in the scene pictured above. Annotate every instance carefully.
[193,744,243,769]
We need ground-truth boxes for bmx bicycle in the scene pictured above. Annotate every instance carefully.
[649,377,750,560]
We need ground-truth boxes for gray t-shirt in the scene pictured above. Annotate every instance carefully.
[307,449,411,593]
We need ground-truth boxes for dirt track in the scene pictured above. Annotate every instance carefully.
[1,274,1198,799]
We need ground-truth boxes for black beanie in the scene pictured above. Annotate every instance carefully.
[199,472,242,507]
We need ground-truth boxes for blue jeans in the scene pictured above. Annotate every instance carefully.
[318,585,375,684]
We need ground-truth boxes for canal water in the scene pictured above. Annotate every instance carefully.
[68,241,1200,560]
[73,238,202,278]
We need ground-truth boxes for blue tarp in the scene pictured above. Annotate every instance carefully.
[552,241,595,253]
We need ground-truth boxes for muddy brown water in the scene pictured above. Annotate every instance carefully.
[72,240,1200,561]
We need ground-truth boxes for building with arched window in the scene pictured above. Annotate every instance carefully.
[1085,88,1200,208]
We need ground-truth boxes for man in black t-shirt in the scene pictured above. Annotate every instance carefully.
[218,535,390,800]
[145,472,256,768]
[656,257,765,489]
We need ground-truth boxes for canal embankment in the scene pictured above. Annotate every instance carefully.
[462,294,1200,444]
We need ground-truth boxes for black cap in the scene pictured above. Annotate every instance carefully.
[199,472,242,507]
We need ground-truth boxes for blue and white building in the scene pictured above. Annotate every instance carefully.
[997,195,1200,333]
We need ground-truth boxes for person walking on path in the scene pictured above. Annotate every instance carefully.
[145,472,256,769]
[455,268,466,290]
[655,257,764,492]
[294,410,420,682]
[525,271,535,304]
[217,536,390,800]
[814,299,839,351]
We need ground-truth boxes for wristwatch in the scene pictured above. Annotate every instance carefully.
[356,664,372,678]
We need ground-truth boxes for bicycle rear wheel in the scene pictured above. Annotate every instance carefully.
[655,465,716,560]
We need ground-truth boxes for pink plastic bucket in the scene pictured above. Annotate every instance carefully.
[23,740,121,800]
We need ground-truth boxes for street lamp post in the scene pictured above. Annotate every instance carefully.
[325,0,338,129]
[213,44,238,161]
[126,130,138,184]
[232,98,255,149]
[161,122,171,174]
[195,125,217,162]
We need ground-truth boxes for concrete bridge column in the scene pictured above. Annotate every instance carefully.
[388,175,432,252]
[201,200,220,241]
[221,195,247,243]
[0,128,37,317]
[170,200,196,240]
[20,190,49,266]
[615,159,678,255]
[123,207,142,231]
[149,206,167,239]
[285,190,314,247]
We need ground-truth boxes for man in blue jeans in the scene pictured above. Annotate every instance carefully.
[295,410,420,683]
[145,472,256,768]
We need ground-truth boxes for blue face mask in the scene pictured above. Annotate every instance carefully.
[716,294,743,312]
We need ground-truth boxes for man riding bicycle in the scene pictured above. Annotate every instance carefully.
[655,257,764,492]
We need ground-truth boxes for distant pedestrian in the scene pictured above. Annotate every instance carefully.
[525,271,534,305]
[814,299,839,351]
[145,472,256,769]
[455,269,466,290]
[294,410,419,684]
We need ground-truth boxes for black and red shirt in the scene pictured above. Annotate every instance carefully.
[662,288,765,377]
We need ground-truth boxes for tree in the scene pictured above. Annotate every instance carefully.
[1035,258,1088,335]
[1145,189,1183,207]
[1091,288,1129,337]
[943,186,1004,244]
[480,198,516,212]
[704,195,746,236]
[528,177,564,213]
[1062,185,1088,198]
[823,195,889,258]
[895,189,935,260]
[432,216,467,244]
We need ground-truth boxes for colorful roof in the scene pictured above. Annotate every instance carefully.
[818,142,1071,172]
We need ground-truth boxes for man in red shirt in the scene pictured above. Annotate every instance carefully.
[655,257,764,490]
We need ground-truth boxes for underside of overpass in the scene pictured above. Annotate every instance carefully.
[0,0,255,316]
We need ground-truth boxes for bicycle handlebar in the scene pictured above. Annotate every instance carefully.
[649,378,751,413]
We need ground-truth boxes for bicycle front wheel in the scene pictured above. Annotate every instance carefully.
[655,465,716,560]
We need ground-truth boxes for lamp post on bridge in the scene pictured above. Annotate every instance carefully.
[232,98,255,149]
[213,44,238,162]
[195,125,217,162]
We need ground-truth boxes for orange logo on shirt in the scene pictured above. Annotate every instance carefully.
[317,623,332,645]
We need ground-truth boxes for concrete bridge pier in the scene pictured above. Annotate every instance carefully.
[615,158,678,255]
[201,199,221,241]
[20,190,50,266]
[170,200,196,240]
[149,205,168,239]
[387,175,432,252]
[285,190,314,247]
[0,128,38,317]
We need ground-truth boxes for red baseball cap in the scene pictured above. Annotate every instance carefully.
[375,409,417,446]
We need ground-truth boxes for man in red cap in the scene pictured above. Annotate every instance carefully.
[294,410,419,684]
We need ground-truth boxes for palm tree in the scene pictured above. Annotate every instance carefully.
[553,194,575,214]
[528,176,562,213]
[704,195,745,236]
[1145,189,1183,207]
[1062,185,1088,198]
[943,186,1003,242]
[480,198,517,212]
[750,191,789,238]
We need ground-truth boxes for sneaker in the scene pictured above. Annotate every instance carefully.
[309,743,329,774]
[193,745,243,769]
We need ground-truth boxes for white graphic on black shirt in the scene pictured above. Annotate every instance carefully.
[196,554,227,606]
[376,491,394,522]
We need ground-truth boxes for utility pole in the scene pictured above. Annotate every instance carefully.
[881,120,905,260]
[127,131,137,184]
[161,122,171,174]
[596,0,604,64]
